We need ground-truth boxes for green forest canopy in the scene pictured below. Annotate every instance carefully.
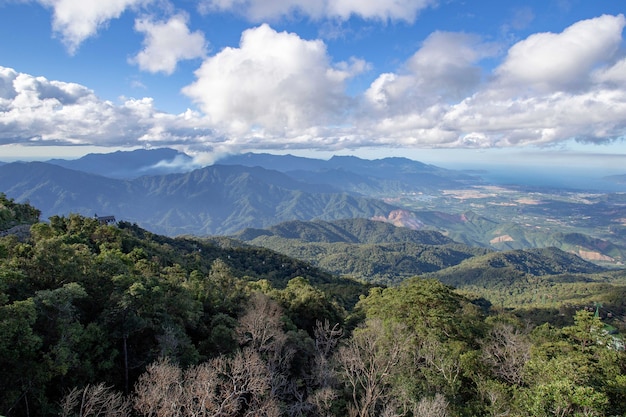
[0,200,624,417]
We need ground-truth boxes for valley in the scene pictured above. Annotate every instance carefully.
[2,156,626,416]
[376,185,626,265]
[1,148,625,267]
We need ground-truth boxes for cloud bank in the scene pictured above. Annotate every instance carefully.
[2,13,626,155]
[0,66,214,148]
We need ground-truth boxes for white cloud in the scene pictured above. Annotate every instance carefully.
[365,31,495,112]
[198,0,433,22]
[594,58,626,86]
[357,15,626,149]
[131,13,208,74]
[442,89,626,147]
[494,14,626,93]
[0,66,215,147]
[182,24,364,135]
[4,13,626,156]
[327,0,432,21]
[37,0,151,54]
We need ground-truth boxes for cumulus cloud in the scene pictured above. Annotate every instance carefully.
[37,0,152,54]
[0,66,215,147]
[3,14,626,155]
[441,89,626,147]
[365,31,496,112]
[494,14,626,93]
[433,14,626,148]
[356,14,626,149]
[131,13,208,74]
[198,0,433,22]
[594,58,626,86]
[182,24,365,135]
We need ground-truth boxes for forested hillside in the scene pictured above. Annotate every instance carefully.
[233,218,490,284]
[0,162,397,236]
[1,200,625,417]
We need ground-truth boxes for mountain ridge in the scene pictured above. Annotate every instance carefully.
[47,148,195,179]
[0,161,398,236]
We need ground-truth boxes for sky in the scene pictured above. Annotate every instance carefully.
[1,0,626,172]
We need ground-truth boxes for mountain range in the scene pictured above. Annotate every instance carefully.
[47,148,195,178]
[1,148,625,266]
[0,161,396,235]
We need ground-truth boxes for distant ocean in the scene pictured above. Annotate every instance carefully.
[472,165,626,193]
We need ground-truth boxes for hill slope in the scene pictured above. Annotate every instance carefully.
[428,246,606,288]
[0,162,398,236]
[233,218,490,284]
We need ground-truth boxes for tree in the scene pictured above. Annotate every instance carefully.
[336,319,412,417]
[0,298,42,416]
[273,277,344,335]
[358,278,483,343]
[134,352,280,417]
[59,383,131,417]
[481,321,531,386]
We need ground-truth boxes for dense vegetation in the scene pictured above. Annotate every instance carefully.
[233,219,490,284]
[1,201,625,417]
[0,193,41,232]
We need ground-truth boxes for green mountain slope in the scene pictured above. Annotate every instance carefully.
[234,217,454,245]
[429,247,606,287]
[0,162,398,236]
[233,218,490,284]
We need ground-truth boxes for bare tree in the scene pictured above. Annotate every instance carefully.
[237,292,297,405]
[314,320,343,359]
[191,348,280,417]
[413,394,450,417]
[60,383,131,417]
[133,357,183,417]
[308,387,338,417]
[336,319,412,417]
[312,320,343,388]
[134,350,280,417]
[481,322,531,386]
[237,293,286,355]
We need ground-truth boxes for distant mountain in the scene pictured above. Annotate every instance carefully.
[232,218,489,284]
[41,148,482,196]
[0,161,139,216]
[218,153,327,172]
[4,148,624,267]
[390,210,626,265]
[0,162,398,236]
[48,148,196,179]
[428,247,606,288]
[218,152,480,195]
[234,218,454,245]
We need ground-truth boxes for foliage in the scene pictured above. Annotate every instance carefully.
[0,193,40,231]
[234,218,489,284]
[1,211,625,417]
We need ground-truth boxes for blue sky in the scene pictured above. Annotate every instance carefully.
[0,0,625,171]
